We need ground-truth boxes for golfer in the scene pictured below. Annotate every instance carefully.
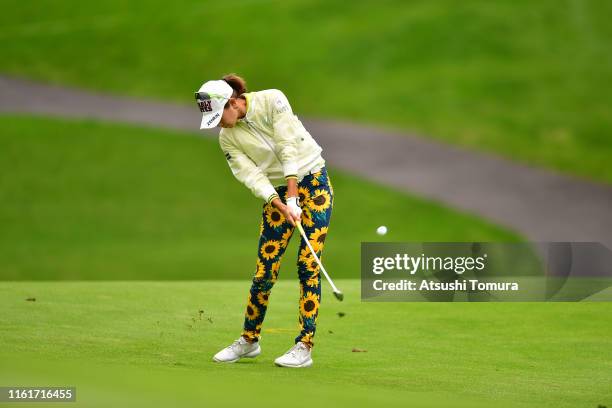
[195,74,334,368]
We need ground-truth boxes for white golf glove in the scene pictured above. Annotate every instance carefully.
[286,196,302,221]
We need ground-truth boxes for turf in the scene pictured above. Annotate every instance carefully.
[1,280,610,408]
[1,1,611,183]
[0,115,523,280]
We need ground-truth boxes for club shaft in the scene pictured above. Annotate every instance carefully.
[296,222,341,294]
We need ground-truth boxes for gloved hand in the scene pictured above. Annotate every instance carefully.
[286,196,302,223]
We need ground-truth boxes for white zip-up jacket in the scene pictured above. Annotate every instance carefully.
[218,89,326,204]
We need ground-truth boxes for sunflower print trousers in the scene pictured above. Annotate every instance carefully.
[242,166,334,348]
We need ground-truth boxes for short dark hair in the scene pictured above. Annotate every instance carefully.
[222,73,247,98]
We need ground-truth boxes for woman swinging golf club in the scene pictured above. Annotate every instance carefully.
[196,74,334,368]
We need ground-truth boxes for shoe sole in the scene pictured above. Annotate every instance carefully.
[274,358,313,368]
[212,346,261,363]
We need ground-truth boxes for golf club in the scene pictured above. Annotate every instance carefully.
[296,221,344,301]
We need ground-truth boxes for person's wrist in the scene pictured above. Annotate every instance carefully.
[286,196,299,206]
[267,192,280,206]
[271,197,283,209]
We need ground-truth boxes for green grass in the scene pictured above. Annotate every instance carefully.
[0,115,522,280]
[1,280,611,407]
[1,1,611,183]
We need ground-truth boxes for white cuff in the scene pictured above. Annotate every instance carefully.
[261,184,278,203]
[283,162,299,178]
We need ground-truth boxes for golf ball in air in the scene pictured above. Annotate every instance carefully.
[376,226,387,235]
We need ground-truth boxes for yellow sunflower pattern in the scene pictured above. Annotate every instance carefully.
[301,331,315,346]
[270,260,281,283]
[242,323,262,342]
[243,167,334,346]
[310,226,328,248]
[257,291,271,307]
[305,272,319,288]
[308,189,331,213]
[308,226,328,253]
[265,205,285,228]
[245,299,260,321]
[301,206,315,228]
[311,171,321,186]
[260,239,281,260]
[299,292,319,319]
[242,329,257,342]
[280,228,293,248]
[298,186,311,204]
[306,258,320,273]
[255,259,266,279]
[299,246,314,265]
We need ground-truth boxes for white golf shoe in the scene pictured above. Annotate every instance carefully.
[212,337,261,363]
[274,342,313,368]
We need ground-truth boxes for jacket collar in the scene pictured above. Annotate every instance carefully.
[239,93,253,122]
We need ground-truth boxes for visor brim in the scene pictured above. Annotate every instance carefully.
[200,110,223,129]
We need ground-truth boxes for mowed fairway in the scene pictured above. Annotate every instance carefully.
[1,280,611,408]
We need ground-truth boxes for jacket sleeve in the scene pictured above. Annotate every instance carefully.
[219,136,280,205]
[269,89,300,179]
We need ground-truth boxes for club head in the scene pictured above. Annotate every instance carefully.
[333,291,344,302]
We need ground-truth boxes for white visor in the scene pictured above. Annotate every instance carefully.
[195,80,234,129]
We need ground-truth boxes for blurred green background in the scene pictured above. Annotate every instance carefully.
[2,0,611,183]
[0,115,521,280]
